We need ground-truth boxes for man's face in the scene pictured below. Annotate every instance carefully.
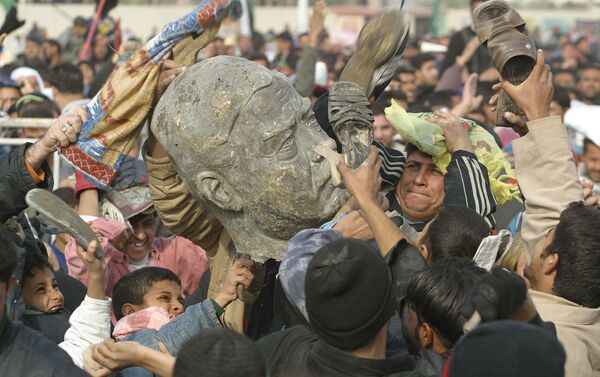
[22,267,64,313]
[418,60,438,87]
[124,212,157,262]
[227,75,347,238]
[399,73,417,103]
[0,87,20,112]
[25,40,41,60]
[577,68,600,101]
[373,115,396,147]
[554,72,575,89]
[396,150,445,221]
[524,228,554,292]
[43,42,56,60]
[582,141,600,183]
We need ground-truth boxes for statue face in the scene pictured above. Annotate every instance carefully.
[225,74,347,238]
[155,57,349,250]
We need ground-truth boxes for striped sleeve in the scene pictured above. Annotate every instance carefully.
[444,150,497,227]
[372,140,406,190]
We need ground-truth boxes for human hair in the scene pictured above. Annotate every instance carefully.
[583,138,599,154]
[421,206,491,263]
[46,39,62,54]
[577,63,600,81]
[0,226,18,284]
[552,86,571,110]
[49,63,84,94]
[410,53,436,70]
[112,267,181,320]
[17,97,58,118]
[174,329,266,377]
[395,64,415,77]
[404,143,421,160]
[22,251,53,286]
[548,202,600,308]
[373,90,407,116]
[405,258,486,349]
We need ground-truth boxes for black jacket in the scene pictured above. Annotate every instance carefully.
[258,325,414,377]
[0,313,88,377]
[0,143,53,223]
[440,26,493,76]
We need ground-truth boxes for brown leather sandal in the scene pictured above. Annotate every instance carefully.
[473,0,537,127]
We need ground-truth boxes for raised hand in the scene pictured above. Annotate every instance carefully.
[336,147,383,206]
[500,50,553,122]
[214,257,254,308]
[427,111,474,154]
[24,107,88,170]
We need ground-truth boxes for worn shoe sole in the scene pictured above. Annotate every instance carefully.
[26,188,104,259]
[340,9,410,96]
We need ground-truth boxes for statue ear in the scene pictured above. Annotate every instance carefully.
[196,172,243,212]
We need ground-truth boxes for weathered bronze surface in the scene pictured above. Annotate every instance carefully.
[152,57,374,261]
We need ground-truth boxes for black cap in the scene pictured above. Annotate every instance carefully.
[447,321,566,377]
[305,238,396,351]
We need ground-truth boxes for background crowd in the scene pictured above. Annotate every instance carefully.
[0,0,599,376]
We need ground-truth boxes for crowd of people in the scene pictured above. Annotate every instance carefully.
[0,0,599,376]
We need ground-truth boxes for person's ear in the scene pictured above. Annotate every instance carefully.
[419,322,434,350]
[543,253,559,275]
[196,172,243,212]
[121,303,137,318]
[419,244,431,264]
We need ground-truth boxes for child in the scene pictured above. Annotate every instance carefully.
[85,259,253,377]
[20,251,69,343]
[20,241,112,368]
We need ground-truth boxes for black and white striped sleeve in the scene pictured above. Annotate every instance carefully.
[444,150,497,227]
[372,140,406,190]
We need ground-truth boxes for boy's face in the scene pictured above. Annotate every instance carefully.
[126,280,185,318]
[22,267,64,313]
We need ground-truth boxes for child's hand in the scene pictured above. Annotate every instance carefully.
[214,257,254,308]
[76,240,105,277]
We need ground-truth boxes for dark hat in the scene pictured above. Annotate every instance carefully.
[305,238,396,351]
[0,75,19,89]
[173,329,266,377]
[446,321,566,377]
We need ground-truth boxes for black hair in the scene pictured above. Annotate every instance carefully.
[554,68,575,81]
[405,258,486,349]
[552,86,571,110]
[17,97,58,118]
[174,329,267,377]
[112,267,181,320]
[22,251,53,286]
[78,60,95,71]
[45,39,62,54]
[0,226,18,284]
[583,138,599,154]
[49,62,84,95]
[395,64,416,77]
[410,53,436,70]
[548,202,600,308]
[404,143,421,159]
[577,63,600,80]
[372,92,392,116]
[421,206,491,263]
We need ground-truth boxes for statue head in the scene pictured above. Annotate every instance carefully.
[152,56,348,261]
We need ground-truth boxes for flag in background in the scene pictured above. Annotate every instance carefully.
[428,0,444,38]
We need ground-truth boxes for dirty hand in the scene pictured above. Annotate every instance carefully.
[489,82,528,136]
[337,147,382,205]
[25,107,87,170]
[427,111,473,153]
[500,50,553,122]
[215,257,254,308]
[156,59,187,99]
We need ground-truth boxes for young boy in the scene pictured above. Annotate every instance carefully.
[85,258,253,376]
[20,251,69,343]
[17,240,111,368]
